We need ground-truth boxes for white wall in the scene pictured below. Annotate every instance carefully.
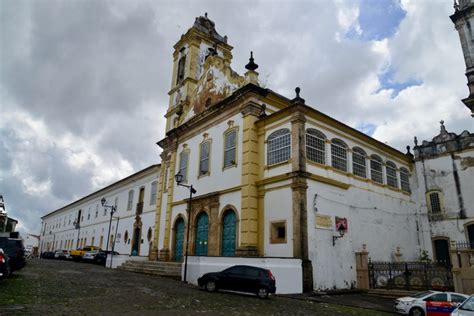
[264,187,293,257]
[183,256,303,294]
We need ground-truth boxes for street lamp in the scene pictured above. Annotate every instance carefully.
[101,197,117,264]
[175,171,196,283]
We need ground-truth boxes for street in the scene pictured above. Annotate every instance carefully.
[0,259,393,315]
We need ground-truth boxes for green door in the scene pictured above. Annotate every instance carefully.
[195,212,208,256]
[174,218,185,261]
[221,210,236,256]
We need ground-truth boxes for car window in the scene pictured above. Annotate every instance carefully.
[224,266,244,275]
[459,296,474,311]
[451,294,467,303]
[84,247,91,251]
[243,267,260,277]
[425,293,448,302]
[413,291,433,298]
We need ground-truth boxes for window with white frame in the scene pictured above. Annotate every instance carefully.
[386,161,398,188]
[267,129,291,165]
[127,190,134,211]
[199,141,211,176]
[224,129,237,168]
[179,150,189,182]
[306,129,326,164]
[352,147,367,178]
[400,168,410,192]
[370,155,383,184]
[331,139,347,172]
[150,181,158,205]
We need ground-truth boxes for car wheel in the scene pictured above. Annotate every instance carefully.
[257,287,269,299]
[205,280,217,292]
[409,307,425,316]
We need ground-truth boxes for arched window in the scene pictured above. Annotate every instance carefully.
[150,181,158,205]
[400,168,410,192]
[179,150,189,183]
[199,141,211,176]
[224,129,237,168]
[352,147,367,178]
[267,129,291,165]
[331,139,347,172]
[176,55,186,84]
[127,190,134,211]
[306,129,326,164]
[370,155,383,184]
[386,161,398,188]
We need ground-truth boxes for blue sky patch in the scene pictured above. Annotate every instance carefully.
[348,0,406,41]
[356,122,377,136]
[378,67,423,98]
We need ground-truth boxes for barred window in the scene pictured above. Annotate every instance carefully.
[306,129,326,164]
[352,147,367,178]
[127,190,134,211]
[370,155,383,184]
[400,168,410,192]
[179,150,189,183]
[429,192,442,213]
[199,141,211,176]
[331,139,347,172]
[224,129,237,168]
[150,181,158,205]
[267,129,291,165]
[386,161,398,188]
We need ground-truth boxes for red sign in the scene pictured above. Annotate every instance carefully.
[335,217,348,232]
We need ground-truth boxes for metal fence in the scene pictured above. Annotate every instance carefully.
[368,260,453,291]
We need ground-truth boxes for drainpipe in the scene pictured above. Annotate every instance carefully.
[451,153,466,219]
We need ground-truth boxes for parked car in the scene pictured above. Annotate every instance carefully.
[0,237,26,273]
[54,249,71,260]
[452,295,474,316]
[70,246,101,261]
[197,265,276,299]
[0,248,10,280]
[82,250,99,262]
[41,251,55,259]
[93,251,120,265]
[394,290,468,316]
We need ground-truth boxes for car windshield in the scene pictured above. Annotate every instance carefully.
[412,291,434,298]
[459,296,474,311]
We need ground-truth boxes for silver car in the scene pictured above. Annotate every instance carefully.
[452,295,474,316]
[82,250,99,262]
[394,290,468,315]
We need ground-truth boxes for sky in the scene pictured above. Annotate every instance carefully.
[1,0,473,236]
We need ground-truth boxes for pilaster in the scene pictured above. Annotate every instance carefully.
[150,154,168,261]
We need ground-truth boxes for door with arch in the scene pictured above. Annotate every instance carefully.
[174,218,185,261]
[132,227,141,255]
[434,239,450,264]
[221,210,236,256]
[195,212,209,256]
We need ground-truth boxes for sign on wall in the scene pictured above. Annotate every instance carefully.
[315,214,332,230]
[335,217,348,232]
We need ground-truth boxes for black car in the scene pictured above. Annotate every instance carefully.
[0,248,10,280]
[41,251,55,259]
[0,237,26,273]
[93,251,120,265]
[197,265,276,298]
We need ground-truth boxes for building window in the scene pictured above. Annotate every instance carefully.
[87,210,91,220]
[179,150,189,183]
[370,155,383,184]
[224,129,237,168]
[428,191,443,214]
[331,139,347,172]
[176,55,186,84]
[352,147,367,178]
[150,181,158,205]
[267,129,291,165]
[386,161,398,188]
[127,190,134,211]
[306,129,326,165]
[147,227,152,242]
[199,141,211,176]
[270,221,287,244]
[400,168,410,192]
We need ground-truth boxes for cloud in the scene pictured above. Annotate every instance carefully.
[0,0,472,236]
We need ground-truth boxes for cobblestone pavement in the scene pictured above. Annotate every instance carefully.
[0,259,393,315]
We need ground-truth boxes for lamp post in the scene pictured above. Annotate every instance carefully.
[175,171,196,283]
[101,197,117,265]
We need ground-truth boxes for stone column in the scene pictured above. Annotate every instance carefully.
[236,102,264,257]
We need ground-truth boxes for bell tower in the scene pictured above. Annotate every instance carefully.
[165,13,234,131]
[451,0,474,116]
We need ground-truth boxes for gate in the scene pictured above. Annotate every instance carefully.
[368,261,453,291]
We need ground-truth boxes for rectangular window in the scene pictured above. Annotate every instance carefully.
[224,130,237,168]
[352,152,366,178]
[127,190,134,211]
[430,192,442,213]
[400,169,410,192]
[199,141,210,176]
[386,163,398,188]
[179,151,189,183]
[150,181,158,205]
[370,159,383,184]
[331,142,347,172]
[270,221,287,244]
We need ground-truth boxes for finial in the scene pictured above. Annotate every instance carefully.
[440,120,446,133]
[205,12,208,18]
[414,136,418,146]
[245,51,258,71]
[291,86,305,104]
[296,87,301,98]
[406,145,411,154]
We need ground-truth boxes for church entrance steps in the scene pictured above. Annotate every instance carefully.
[117,260,182,279]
